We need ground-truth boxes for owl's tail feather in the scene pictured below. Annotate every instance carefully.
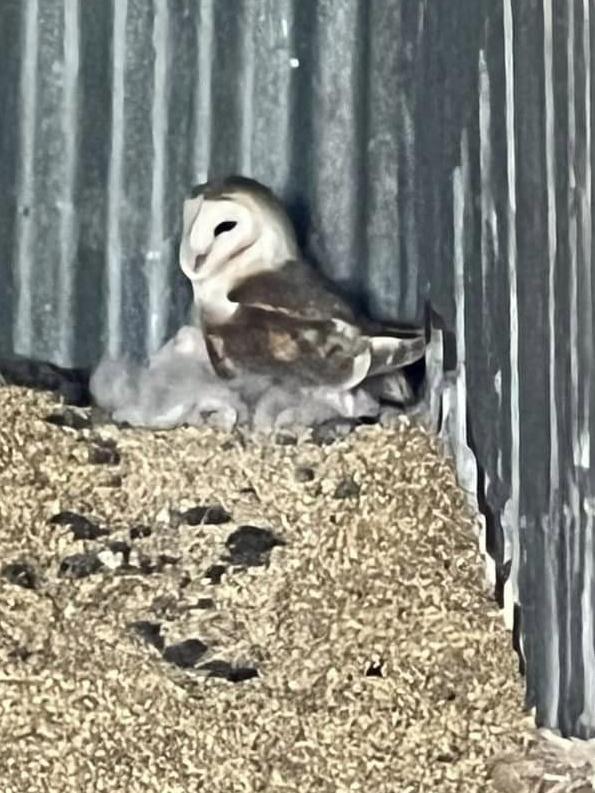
[367,332,426,378]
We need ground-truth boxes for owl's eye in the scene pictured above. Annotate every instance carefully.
[214,220,237,237]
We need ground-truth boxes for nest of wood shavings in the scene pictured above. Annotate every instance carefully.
[0,384,533,793]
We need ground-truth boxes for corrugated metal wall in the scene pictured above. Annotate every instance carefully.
[0,0,429,366]
[0,0,594,738]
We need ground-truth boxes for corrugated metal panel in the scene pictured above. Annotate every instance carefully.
[0,0,594,737]
[432,0,595,737]
[1,0,430,367]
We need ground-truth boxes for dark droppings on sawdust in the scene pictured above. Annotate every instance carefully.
[88,441,121,466]
[224,525,285,567]
[239,485,257,496]
[130,621,165,652]
[199,660,259,683]
[365,659,385,678]
[295,465,316,483]
[49,511,110,541]
[136,554,157,575]
[129,524,152,540]
[7,644,33,662]
[158,553,181,568]
[2,561,37,589]
[179,572,192,589]
[107,540,132,566]
[58,551,103,579]
[136,553,180,576]
[174,504,232,526]
[163,638,208,668]
[0,385,533,793]
[204,563,226,585]
[193,597,216,610]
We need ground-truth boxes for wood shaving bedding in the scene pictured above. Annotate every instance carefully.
[0,385,542,792]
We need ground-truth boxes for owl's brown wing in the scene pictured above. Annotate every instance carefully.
[228,259,357,323]
[215,259,426,387]
[228,258,425,347]
[204,304,372,390]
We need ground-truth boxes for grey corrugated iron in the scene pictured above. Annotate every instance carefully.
[0,0,594,737]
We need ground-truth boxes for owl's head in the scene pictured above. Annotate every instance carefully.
[179,176,298,286]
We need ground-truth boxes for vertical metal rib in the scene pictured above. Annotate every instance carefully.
[568,0,579,469]
[566,0,586,732]
[453,160,467,459]
[58,0,80,364]
[13,0,39,356]
[401,89,418,318]
[193,0,214,184]
[542,0,561,727]
[451,133,480,509]
[579,0,595,732]
[146,0,170,354]
[105,0,127,358]
[502,0,521,630]
[479,49,495,326]
[579,0,592,471]
[543,0,559,506]
[239,2,256,174]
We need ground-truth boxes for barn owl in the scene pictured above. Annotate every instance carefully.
[179,176,425,415]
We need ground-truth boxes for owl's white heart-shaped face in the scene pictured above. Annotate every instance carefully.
[180,194,258,282]
[179,177,298,289]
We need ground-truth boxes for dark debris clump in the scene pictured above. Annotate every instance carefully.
[135,553,180,576]
[198,660,259,683]
[58,552,103,579]
[204,564,226,585]
[107,541,132,566]
[175,504,232,527]
[223,525,285,568]
[162,639,208,669]
[129,524,152,540]
[88,440,121,466]
[2,561,37,590]
[295,466,316,483]
[194,598,215,610]
[129,621,165,652]
[49,511,110,541]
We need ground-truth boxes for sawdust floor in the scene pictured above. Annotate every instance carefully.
[0,385,531,793]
